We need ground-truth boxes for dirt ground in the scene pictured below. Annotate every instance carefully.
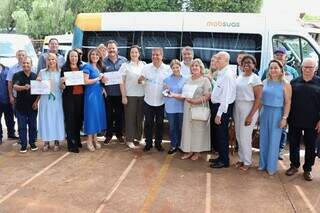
[0,126,319,213]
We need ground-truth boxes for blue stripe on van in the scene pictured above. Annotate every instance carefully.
[72,27,83,49]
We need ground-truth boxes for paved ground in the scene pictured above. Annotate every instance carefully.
[0,125,320,213]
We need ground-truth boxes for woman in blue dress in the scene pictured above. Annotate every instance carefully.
[83,48,107,152]
[259,59,292,175]
[38,53,65,152]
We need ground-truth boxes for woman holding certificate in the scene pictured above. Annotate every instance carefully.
[180,59,212,160]
[83,48,107,152]
[38,53,65,152]
[119,45,145,149]
[61,50,84,153]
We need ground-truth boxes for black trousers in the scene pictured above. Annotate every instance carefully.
[144,102,164,146]
[211,103,233,165]
[288,125,317,172]
[0,102,15,138]
[63,94,83,149]
[105,96,124,137]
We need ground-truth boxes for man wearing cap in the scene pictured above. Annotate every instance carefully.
[261,47,300,81]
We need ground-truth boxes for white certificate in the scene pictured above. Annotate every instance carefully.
[64,71,85,86]
[30,80,50,95]
[181,84,198,98]
[104,72,122,85]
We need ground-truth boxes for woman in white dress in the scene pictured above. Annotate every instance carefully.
[180,59,212,160]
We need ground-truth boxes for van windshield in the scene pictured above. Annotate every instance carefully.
[0,40,36,57]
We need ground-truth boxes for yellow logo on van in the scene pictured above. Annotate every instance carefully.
[207,21,240,28]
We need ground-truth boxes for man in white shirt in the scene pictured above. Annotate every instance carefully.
[138,48,170,152]
[180,46,193,78]
[209,51,236,168]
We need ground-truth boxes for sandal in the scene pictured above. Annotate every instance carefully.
[235,161,244,168]
[181,152,194,160]
[191,153,200,161]
[239,165,250,171]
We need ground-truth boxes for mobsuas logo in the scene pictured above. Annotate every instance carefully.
[207,21,240,28]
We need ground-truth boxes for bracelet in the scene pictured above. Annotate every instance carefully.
[282,116,287,120]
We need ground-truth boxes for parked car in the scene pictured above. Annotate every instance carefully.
[0,34,38,67]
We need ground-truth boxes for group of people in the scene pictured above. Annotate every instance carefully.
[0,38,320,182]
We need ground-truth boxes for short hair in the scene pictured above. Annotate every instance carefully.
[302,57,317,69]
[97,43,106,49]
[181,46,194,56]
[16,50,26,55]
[152,47,164,56]
[191,58,205,74]
[23,56,33,65]
[241,54,257,66]
[238,50,247,55]
[267,59,285,81]
[217,51,230,64]
[170,59,181,68]
[48,38,59,44]
[105,40,118,47]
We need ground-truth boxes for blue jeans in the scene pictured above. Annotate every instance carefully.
[166,113,183,149]
[0,102,15,139]
[279,129,287,150]
[16,110,37,149]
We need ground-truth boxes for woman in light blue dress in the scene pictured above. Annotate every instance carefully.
[83,48,107,152]
[259,59,291,175]
[38,53,65,151]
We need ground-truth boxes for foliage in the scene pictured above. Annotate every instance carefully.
[0,0,262,38]
[187,0,262,13]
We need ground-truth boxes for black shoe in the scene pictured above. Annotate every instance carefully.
[210,161,229,169]
[303,171,313,181]
[208,158,220,163]
[104,135,112,145]
[68,148,79,153]
[77,141,82,148]
[155,145,164,152]
[8,135,19,140]
[30,144,38,151]
[285,166,298,176]
[168,148,177,155]
[0,139,2,145]
[116,135,125,144]
[143,145,152,152]
[20,147,27,153]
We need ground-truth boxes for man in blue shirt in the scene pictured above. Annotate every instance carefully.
[102,40,127,144]
[37,38,65,74]
[0,63,17,144]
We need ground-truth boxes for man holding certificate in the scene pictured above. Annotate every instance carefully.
[12,57,39,153]
[138,48,171,152]
[102,40,127,145]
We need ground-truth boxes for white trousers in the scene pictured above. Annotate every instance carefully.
[233,101,259,166]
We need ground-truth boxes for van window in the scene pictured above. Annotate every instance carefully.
[0,40,36,57]
[183,32,262,67]
[81,31,262,67]
[272,35,320,72]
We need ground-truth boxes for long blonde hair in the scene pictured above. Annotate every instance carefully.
[46,53,59,71]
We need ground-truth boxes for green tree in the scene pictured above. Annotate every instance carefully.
[28,0,74,38]
[188,0,262,13]
[0,0,16,32]
[12,9,29,34]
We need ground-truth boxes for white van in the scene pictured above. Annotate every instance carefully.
[0,34,38,67]
[42,34,73,59]
[72,12,320,73]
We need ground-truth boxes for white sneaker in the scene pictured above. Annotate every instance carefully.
[126,142,136,149]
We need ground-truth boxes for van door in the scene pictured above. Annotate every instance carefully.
[272,34,320,73]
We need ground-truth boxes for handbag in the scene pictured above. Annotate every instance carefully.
[191,98,210,121]
[252,126,260,149]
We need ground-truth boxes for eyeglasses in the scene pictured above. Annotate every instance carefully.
[303,66,315,69]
